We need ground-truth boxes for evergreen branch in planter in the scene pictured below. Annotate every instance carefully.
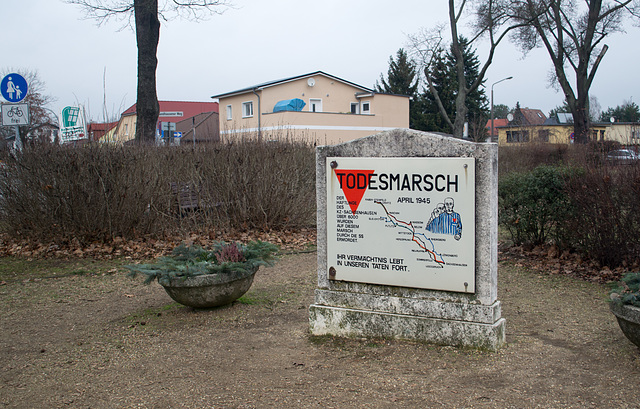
[126,241,279,286]
[610,272,640,308]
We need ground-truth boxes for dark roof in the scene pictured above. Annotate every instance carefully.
[211,71,374,99]
[519,108,547,125]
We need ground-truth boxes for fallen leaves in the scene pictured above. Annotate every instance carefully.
[0,227,317,262]
[499,242,639,284]
[3,228,634,285]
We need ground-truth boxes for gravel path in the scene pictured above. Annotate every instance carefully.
[1,252,639,408]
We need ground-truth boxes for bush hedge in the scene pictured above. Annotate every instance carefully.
[498,144,640,268]
[499,165,578,247]
[2,136,638,269]
[0,138,316,244]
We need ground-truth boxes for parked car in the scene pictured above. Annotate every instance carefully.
[606,149,640,164]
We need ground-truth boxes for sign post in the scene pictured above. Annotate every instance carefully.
[1,73,28,103]
[161,122,179,145]
[1,103,30,126]
[59,106,87,143]
[1,73,29,151]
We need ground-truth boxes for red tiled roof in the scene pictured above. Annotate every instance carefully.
[485,118,509,129]
[485,118,509,136]
[121,100,219,121]
[87,121,118,132]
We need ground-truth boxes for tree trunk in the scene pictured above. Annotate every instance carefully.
[449,0,467,139]
[571,97,591,144]
[134,0,160,144]
[453,95,468,138]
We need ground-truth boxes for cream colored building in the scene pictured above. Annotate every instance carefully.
[605,122,640,145]
[211,71,410,145]
[497,122,640,146]
[101,101,219,144]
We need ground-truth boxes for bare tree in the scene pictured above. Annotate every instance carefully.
[67,0,229,144]
[409,0,534,138]
[508,0,640,144]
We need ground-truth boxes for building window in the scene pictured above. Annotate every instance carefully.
[242,101,253,118]
[506,130,529,143]
[537,129,550,142]
[310,99,322,113]
[124,123,129,135]
[362,101,370,114]
[350,102,360,114]
[226,105,232,120]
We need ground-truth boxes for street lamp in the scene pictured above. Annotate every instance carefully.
[40,107,61,143]
[490,76,513,142]
[40,107,60,127]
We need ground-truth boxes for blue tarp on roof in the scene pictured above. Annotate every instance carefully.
[273,98,306,113]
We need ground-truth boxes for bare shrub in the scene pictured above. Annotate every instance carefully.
[499,143,569,177]
[0,143,170,243]
[201,138,316,230]
[563,158,640,268]
[0,134,316,244]
[170,133,316,232]
[498,142,640,269]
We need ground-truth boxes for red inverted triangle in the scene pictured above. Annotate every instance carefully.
[334,169,375,214]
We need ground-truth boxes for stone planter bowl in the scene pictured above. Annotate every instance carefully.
[161,267,259,309]
[610,301,640,348]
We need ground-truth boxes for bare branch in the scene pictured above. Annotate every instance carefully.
[406,26,445,73]
[165,0,231,21]
[65,0,134,26]
[66,0,231,27]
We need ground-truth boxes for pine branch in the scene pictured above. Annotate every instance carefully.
[126,241,279,285]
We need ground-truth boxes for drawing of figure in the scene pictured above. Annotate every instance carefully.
[426,197,462,240]
[15,85,22,100]
[427,202,444,226]
[5,77,16,99]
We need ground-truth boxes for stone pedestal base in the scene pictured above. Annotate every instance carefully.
[309,293,506,351]
[312,130,505,351]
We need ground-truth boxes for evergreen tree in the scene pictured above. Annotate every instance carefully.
[492,104,511,119]
[376,48,420,128]
[512,101,524,126]
[415,37,489,137]
[460,38,489,138]
[600,101,640,123]
[375,48,419,96]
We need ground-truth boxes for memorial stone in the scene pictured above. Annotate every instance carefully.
[309,129,505,351]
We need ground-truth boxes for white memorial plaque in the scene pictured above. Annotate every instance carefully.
[327,156,475,293]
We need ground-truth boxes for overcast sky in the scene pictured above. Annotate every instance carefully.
[3,0,639,123]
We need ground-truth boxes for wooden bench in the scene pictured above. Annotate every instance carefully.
[170,182,223,214]
[170,182,200,213]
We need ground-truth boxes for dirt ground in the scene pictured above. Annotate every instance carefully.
[1,250,640,409]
